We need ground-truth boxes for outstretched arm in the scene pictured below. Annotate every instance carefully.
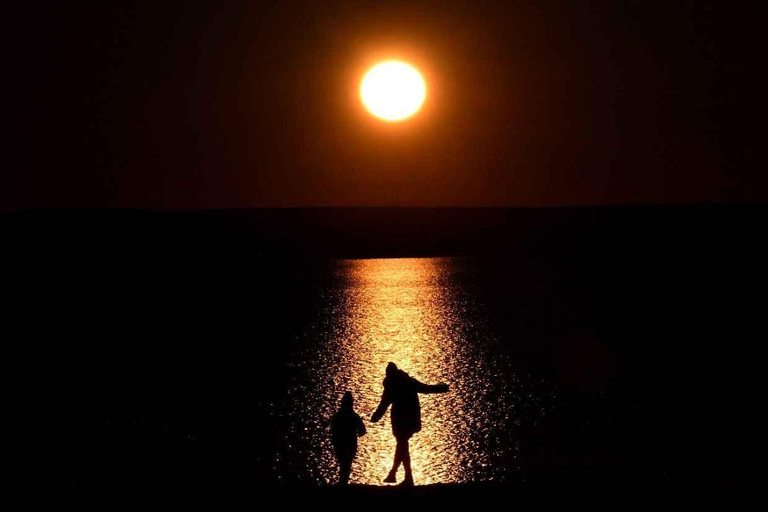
[370,389,391,422]
[414,380,449,394]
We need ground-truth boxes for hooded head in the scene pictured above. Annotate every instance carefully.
[386,362,398,378]
[340,391,354,413]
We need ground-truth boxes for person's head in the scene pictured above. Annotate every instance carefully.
[386,362,398,378]
[340,391,354,412]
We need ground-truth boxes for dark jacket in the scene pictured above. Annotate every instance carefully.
[371,369,448,439]
[331,408,366,460]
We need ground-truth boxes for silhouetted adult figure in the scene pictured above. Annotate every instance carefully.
[331,391,366,485]
[370,362,449,486]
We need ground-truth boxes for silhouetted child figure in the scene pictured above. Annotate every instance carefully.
[331,391,366,485]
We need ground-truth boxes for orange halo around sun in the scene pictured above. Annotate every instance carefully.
[360,61,426,122]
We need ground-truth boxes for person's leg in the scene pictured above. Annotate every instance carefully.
[400,438,413,486]
[340,457,352,485]
[384,441,403,482]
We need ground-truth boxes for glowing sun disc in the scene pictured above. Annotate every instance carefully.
[360,61,426,121]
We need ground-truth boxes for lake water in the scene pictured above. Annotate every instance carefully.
[277,257,556,485]
[23,207,759,490]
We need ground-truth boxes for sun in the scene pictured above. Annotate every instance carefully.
[360,61,426,122]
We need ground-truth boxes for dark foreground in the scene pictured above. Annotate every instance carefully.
[75,480,756,505]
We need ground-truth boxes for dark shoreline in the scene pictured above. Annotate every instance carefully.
[73,479,756,503]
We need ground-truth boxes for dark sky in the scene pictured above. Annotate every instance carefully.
[5,1,764,209]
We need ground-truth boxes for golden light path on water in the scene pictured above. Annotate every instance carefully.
[290,258,526,485]
[330,258,468,484]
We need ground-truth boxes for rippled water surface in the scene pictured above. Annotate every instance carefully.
[282,258,552,485]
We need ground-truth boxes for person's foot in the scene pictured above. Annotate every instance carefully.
[398,477,414,487]
[383,472,397,483]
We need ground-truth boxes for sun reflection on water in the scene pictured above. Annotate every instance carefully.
[333,258,472,484]
[288,257,532,485]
